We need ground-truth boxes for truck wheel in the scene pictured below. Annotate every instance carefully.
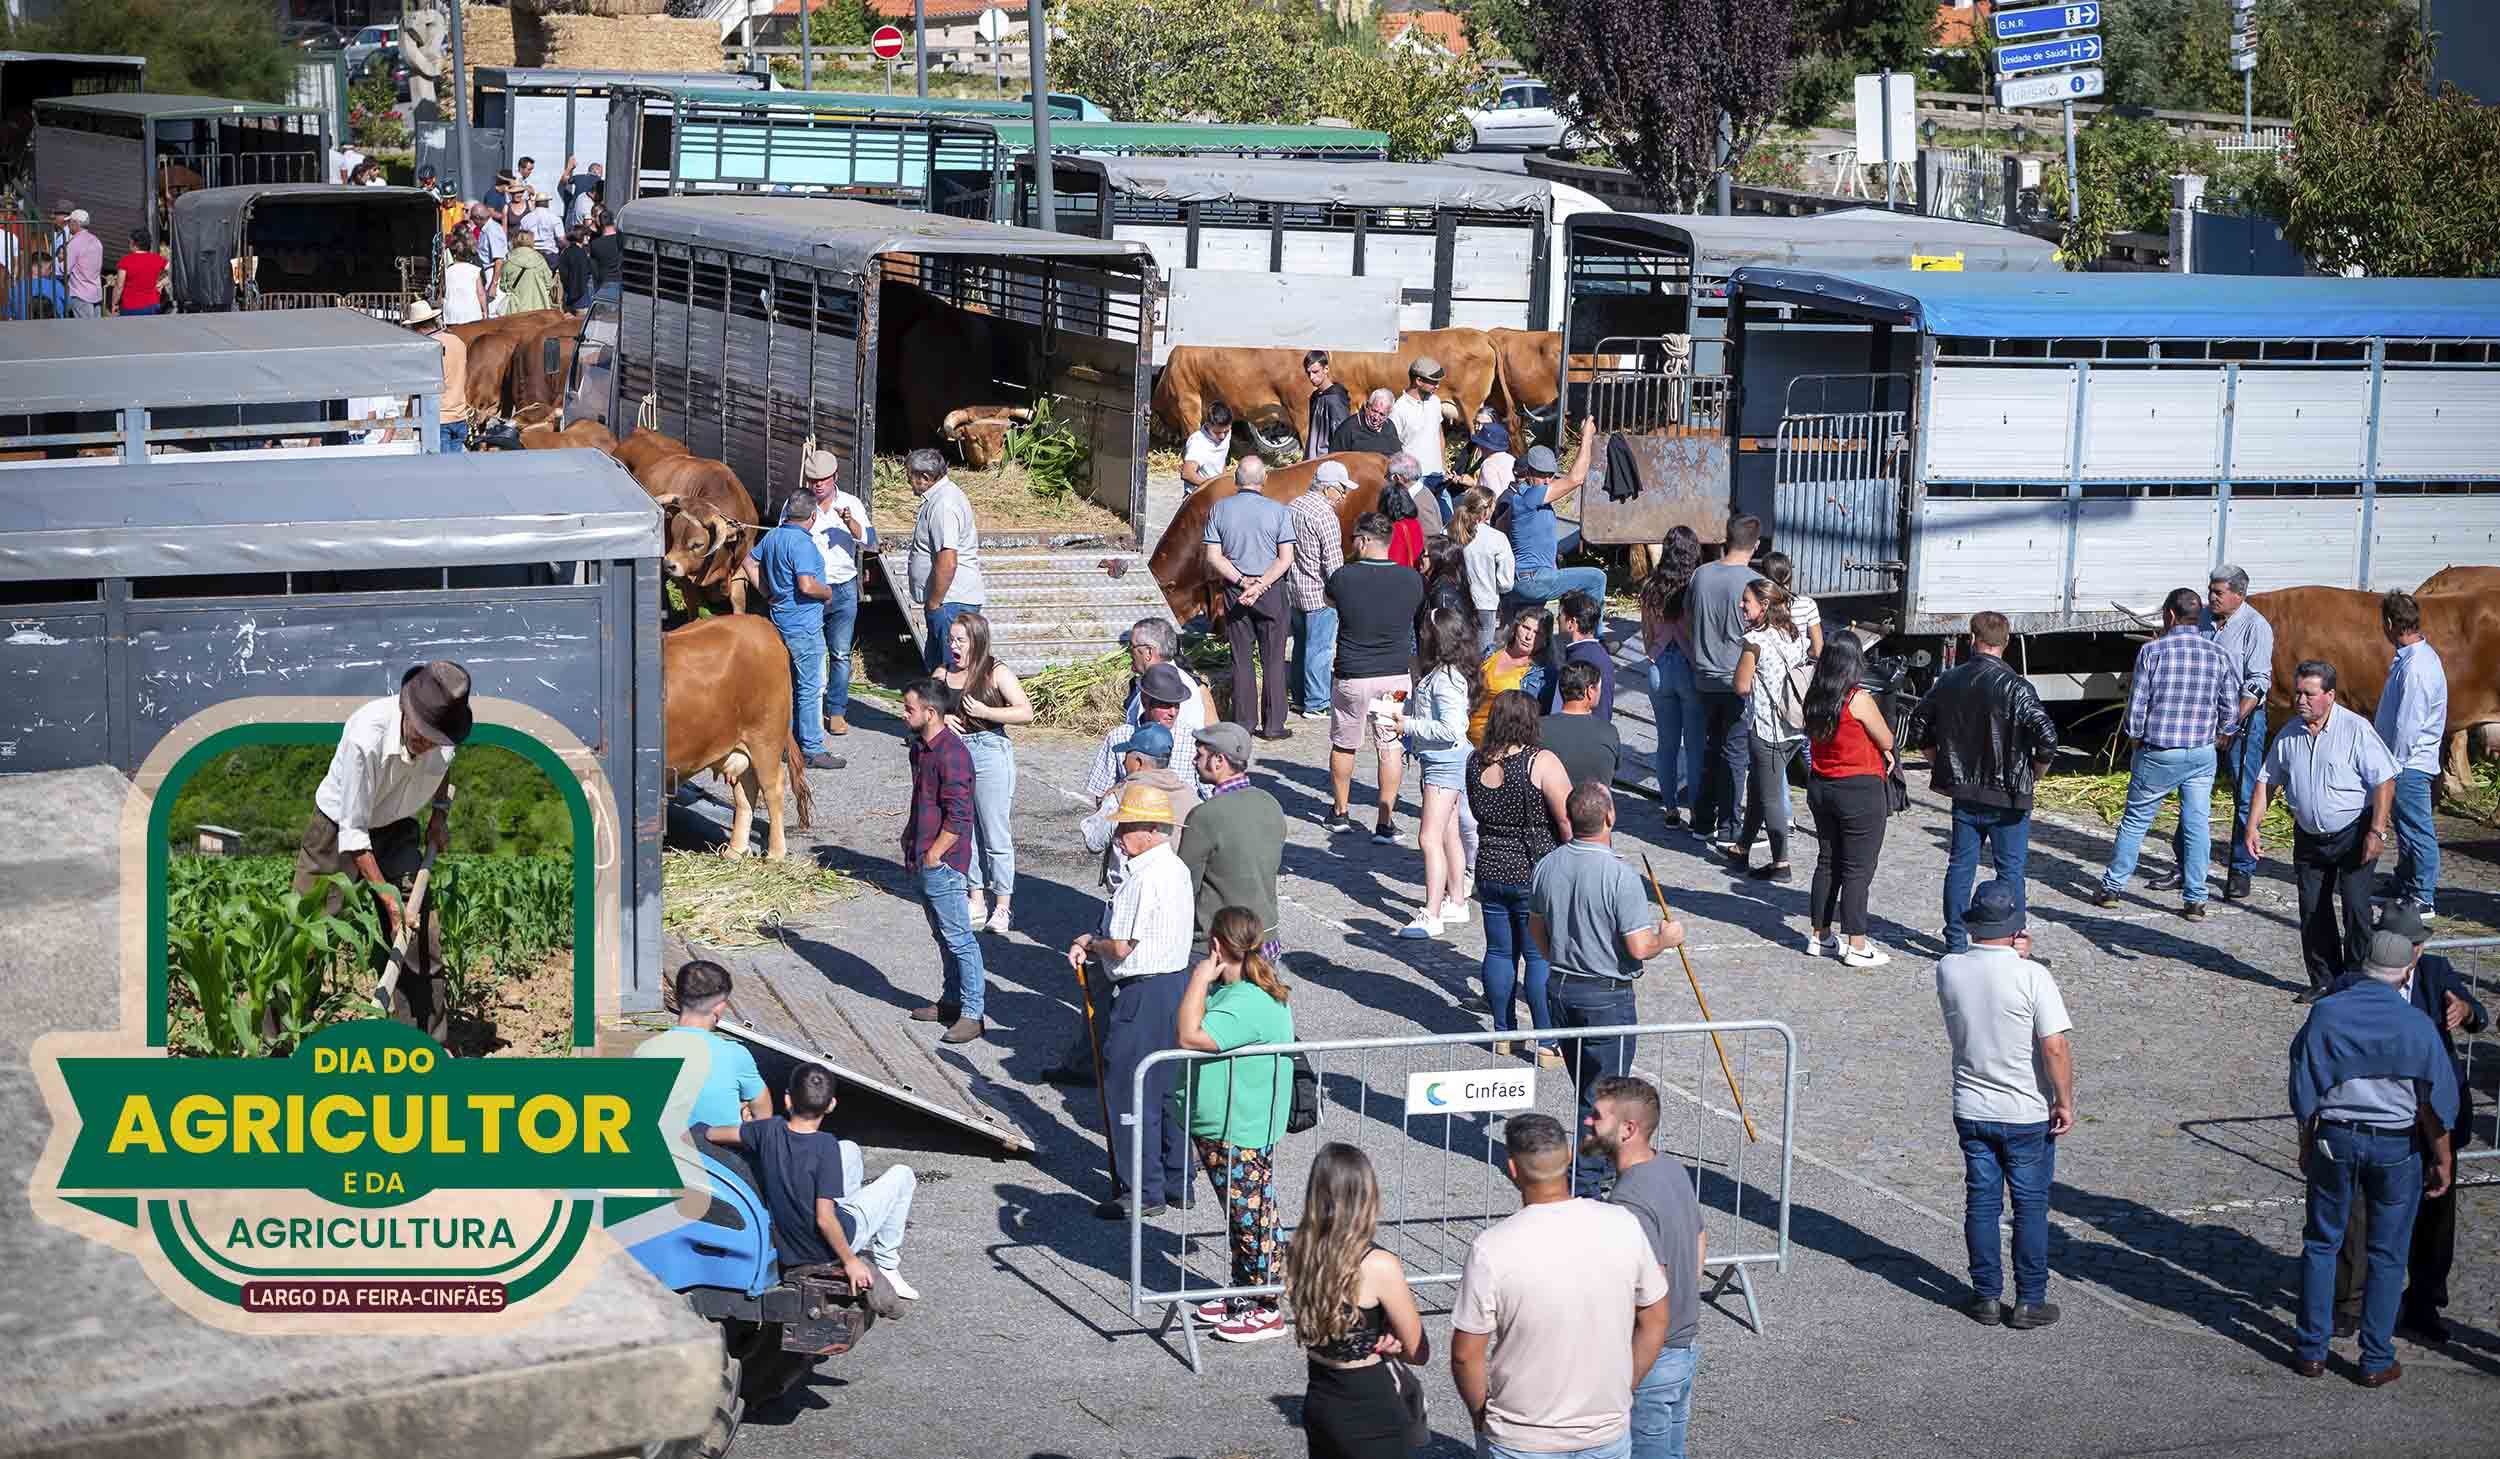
[644,1323,744,1459]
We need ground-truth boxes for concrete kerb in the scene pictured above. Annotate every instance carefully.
[2425,936,2500,1174]
[1127,1019,1800,1374]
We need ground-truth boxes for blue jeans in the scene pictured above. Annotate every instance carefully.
[2298,1121,2421,1373]
[1943,802,2032,954]
[1507,564,1609,616]
[1645,647,1704,811]
[1290,602,1337,713]
[1481,1432,1631,1459]
[2173,707,2265,879]
[780,620,828,755]
[1478,880,1552,1038]
[1955,1117,2054,1305]
[821,580,858,723]
[1630,1342,1699,1459]
[1552,974,1637,1198]
[2099,744,2216,902]
[923,600,980,672]
[2390,768,2440,912]
[962,729,1016,900]
[439,421,469,453]
[916,862,986,1021]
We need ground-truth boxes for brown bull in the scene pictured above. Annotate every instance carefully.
[515,411,618,453]
[2250,584,2500,799]
[1151,331,1502,456]
[616,430,757,614]
[2418,564,2500,598]
[1486,328,1562,449]
[663,614,816,859]
[447,310,575,418]
[1147,453,1393,625]
[940,405,1034,471]
[878,282,1033,466]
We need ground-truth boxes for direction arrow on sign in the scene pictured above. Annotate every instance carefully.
[870,24,906,59]
[1998,66,2106,108]
[1999,33,2105,76]
[1993,3,2100,42]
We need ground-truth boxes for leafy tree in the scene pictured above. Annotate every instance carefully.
[1778,0,1930,125]
[803,0,876,51]
[1533,0,1795,208]
[2274,37,2500,276]
[1314,45,1487,159]
[1460,0,1543,72]
[4,0,293,102]
[2041,112,2208,267]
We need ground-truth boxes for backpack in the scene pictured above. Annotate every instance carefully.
[1769,639,1813,736]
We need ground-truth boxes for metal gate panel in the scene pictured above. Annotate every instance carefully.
[1913,497,2067,616]
[2219,496,2363,593]
[1446,223,1532,331]
[2365,495,2500,592]
[0,610,110,772]
[2081,369,2225,478]
[2230,369,2370,479]
[35,127,145,260]
[1921,366,2075,481]
[1279,229,1354,277]
[2073,497,2219,610]
[1365,233,1438,331]
[1772,407,1905,598]
[1119,223,1190,275]
[2375,371,2500,479]
[1191,227,1267,274]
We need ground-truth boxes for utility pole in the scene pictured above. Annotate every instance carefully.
[915,0,928,98]
[800,0,814,91]
[2062,99,2080,227]
[1715,112,1731,216]
[444,0,470,198]
[1881,67,1897,208]
[1026,0,1055,230]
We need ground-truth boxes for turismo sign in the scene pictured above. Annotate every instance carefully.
[1404,1069,1537,1117]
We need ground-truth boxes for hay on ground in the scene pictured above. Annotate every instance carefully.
[662,850,858,947]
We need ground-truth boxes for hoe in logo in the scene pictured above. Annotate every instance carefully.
[1404,1069,1537,1117]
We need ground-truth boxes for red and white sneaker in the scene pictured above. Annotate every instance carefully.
[1212,1305,1287,1343]
[1192,1297,1230,1323]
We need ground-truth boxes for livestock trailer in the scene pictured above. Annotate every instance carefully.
[470,66,766,182]
[169,183,442,317]
[0,311,448,464]
[1015,156,1609,359]
[572,194,1174,669]
[1561,211,2059,550]
[0,449,671,1015]
[33,93,327,248]
[1718,268,2500,689]
[0,50,146,195]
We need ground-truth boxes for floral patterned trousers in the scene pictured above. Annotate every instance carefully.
[1194,1137,1281,1315]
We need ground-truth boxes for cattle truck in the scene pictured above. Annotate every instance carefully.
[33,92,327,249]
[1715,268,2500,696]
[562,194,1176,670]
[0,49,145,198]
[169,183,442,318]
[1557,210,2060,555]
[470,66,768,181]
[1012,156,1608,364]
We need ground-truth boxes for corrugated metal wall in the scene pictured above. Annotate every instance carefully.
[34,127,144,258]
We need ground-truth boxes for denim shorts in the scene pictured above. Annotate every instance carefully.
[1412,745,1469,791]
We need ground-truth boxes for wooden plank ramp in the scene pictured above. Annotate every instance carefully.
[661,931,1036,1154]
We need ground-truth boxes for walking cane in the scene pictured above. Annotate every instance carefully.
[1071,949,1122,1196]
[1641,853,1758,1144]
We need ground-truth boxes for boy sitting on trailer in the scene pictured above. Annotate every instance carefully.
[692,1064,918,1316]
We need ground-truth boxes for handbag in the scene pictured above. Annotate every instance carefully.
[1285,1052,1321,1134]
[1386,1355,1430,1451]
[1886,757,1910,815]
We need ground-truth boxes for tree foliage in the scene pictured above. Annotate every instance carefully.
[1532,0,1794,208]
[3,0,293,103]
[1460,0,1543,72]
[2040,113,2204,268]
[2274,39,2500,276]
[2097,0,2417,114]
[1050,0,1488,159]
[1778,0,1932,126]
[804,0,877,49]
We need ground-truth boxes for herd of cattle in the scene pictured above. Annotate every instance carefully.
[1152,326,1564,454]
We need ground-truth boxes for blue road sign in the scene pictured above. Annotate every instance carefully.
[1993,3,2100,41]
[1999,33,2105,76]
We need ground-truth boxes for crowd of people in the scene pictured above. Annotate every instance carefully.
[3,202,166,319]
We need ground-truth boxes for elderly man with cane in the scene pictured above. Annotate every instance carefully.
[1067,782,1196,1220]
[294,662,472,1033]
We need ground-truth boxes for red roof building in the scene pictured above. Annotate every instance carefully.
[1377,10,1469,55]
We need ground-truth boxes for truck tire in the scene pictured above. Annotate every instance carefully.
[644,1323,744,1459]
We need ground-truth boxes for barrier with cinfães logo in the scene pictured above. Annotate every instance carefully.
[1404,1070,1536,1116]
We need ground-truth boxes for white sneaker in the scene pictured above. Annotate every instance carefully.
[965,891,989,927]
[1804,930,1829,957]
[982,896,1013,934]
[1397,912,1444,939]
[877,1267,920,1301]
[1441,899,1470,923]
[1839,941,1892,969]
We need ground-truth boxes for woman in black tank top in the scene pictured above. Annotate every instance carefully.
[1285,1144,1429,1457]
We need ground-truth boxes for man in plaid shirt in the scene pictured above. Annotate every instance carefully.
[2092,587,2241,919]
[1286,460,1351,718]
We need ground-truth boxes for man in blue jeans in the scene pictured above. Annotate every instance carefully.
[1530,784,1680,1198]
[2090,587,2237,920]
[1935,880,2075,1329]
[1285,460,1349,717]
[1918,611,2059,953]
[746,490,844,772]
[2372,590,2447,920]
[2288,930,2459,1384]
[902,678,986,1045]
[801,444,873,739]
[1592,1077,1705,1459]
[2157,566,2274,901]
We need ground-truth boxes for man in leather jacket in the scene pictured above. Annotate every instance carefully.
[1919,611,2060,953]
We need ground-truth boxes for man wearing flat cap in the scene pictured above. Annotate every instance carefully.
[1389,356,1460,523]
[802,444,874,737]
[293,662,474,1029]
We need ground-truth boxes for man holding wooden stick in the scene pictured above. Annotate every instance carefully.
[1531,782,1682,1198]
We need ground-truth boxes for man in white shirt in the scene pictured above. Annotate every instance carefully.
[1066,782,1196,1219]
[517,191,564,253]
[1389,355,1460,521]
[1934,880,2075,1331]
[2374,590,2448,920]
[1452,1113,1669,1459]
[802,444,873,737]
[291,662,473,1031]
[1180,403,1232,498]
[904,448,986,672]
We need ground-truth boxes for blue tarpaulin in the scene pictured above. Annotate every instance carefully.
[1726,268,2500,340]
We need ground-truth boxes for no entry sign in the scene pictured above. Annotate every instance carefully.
[871,25,906,60]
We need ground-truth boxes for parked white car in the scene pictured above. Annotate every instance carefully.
[1456,78,1568,152]
[342,24,400,70]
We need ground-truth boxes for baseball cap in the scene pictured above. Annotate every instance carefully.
[1521,445,1561,476]
[1471,421,1511,454]
[2363,930,2416,976]
[1313,460,1351,488]
[67,209,88,226]
[1196,721,1253,770]
[1124,721,1174,765]
[1961,880,2023,942]
[1139,661,1191,705]
[2377,902,2434,945]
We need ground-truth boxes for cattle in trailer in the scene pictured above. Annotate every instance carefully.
[1147,452,1393,626]
[2248,584,2500,803]
[663,615,816,859]
[512,404,618,454]
[877,281,1037,468]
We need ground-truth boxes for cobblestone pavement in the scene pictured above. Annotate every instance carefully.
[690,655,2500,1457]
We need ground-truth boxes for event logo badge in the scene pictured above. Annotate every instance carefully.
[26,698,704,1332]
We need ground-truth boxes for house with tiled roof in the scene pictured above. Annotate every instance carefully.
[1378,9,1469,54]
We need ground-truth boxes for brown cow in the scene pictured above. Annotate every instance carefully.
[1486,328,1562,449]
[615,429,758,614]
[447,310,575,419]
[515,413,618,453]
[663,614,816,859]
[877,282,1038,468]
[1147,454,1393,625]
[2418,564,2500,598]
[2250,585,2500,799]
[1151,331,1503,458]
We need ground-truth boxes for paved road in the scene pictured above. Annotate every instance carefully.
[684,634,2500,1459]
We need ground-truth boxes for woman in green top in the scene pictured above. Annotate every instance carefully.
[1175,904,1296,1344]
[496,237,558,315]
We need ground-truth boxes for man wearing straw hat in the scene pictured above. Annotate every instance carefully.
[802,442,873,737]
[292,662,473,1032]
[404,299,470,453]
[1067,780,1195,1220]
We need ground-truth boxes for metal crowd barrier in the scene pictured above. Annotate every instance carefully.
[2425,936,2500,1177]
[1129,1019,1799,1373]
